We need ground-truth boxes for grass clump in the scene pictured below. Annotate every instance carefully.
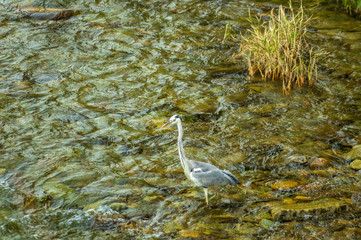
[339,0,361,17]
[225,2,323,94]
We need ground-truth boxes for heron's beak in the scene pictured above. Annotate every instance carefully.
[161,120,172,128]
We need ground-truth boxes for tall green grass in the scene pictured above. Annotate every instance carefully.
[225,2,323,94]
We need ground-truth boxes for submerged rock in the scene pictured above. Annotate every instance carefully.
[179,229,202,238]
[294,196,311,202]
[109,202,128,211]
[267,198,349,221]
[211,215,239,223]
[344,145,361,160]
[259,219,278,229]
[16,7,74,20]
[351,193,361,206]
[310,158,331,169]
[350,159,361,170]
[270,180,300,190]
[286,155,308,165]
[299,168,338,178]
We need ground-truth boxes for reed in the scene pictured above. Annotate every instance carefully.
[226,2,323,94]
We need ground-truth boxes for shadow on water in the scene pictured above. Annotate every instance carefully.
[0,0,360,239]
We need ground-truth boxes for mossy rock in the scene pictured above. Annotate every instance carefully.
[259,219,278,229]
[17,7,75,20]
[42,180,85,207]
[210,214,239,223]
[270,180,300,190]
[220,151,247,164]
[162,222,183,234]
[43,180,76,198]
[344,145,361,160]
[179,229,203,238]
[235,222,259,235]
[175,97,218,114]
[267,198,348,221]
[83,199,110,211]
[350,159,361,170]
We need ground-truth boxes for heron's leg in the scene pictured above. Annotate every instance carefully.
[203,188,208,205]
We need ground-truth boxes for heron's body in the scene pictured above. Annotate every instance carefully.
[162,115,239,205]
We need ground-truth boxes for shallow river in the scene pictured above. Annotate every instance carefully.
[0,0,360,239]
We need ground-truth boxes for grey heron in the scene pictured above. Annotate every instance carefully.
[162,115,240,205]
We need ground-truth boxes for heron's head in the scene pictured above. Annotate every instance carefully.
[162,115,180,128]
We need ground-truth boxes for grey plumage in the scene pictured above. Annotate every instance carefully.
[162,115,240,205]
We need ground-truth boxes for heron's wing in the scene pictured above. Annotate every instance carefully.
[189,168,239,188]
[188,160,219,171]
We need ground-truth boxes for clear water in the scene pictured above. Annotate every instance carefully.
[0,0,360,239]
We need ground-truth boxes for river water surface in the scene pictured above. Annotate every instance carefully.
[0,0,360,239]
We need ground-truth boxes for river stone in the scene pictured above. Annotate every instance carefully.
[143,195,164,202]
[344,145,361,160]
[17,7,74,20]
[220,151,247,164]
[349,159,361,170]
[286,155,308,164]
[235,222,259,235]
[351,193,361,205]
[259,219,277,229]
[283,198,296,204]
[267,198,348,221]
[109,202,128,211]
[175,96,218,114]
[270,180,299,190]
[310,158,331,169]
[330,219,347,232]
[294,196,311,202]
[179,230,202,238]
[211,215,239,223]
[162,222,183,234]
[301,168,338,177]
[42,180,86,208]
[83,199,109,211]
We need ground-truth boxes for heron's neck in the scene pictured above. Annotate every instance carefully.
[177,120,190,174]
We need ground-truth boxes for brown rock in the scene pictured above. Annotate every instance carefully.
[310,158,331,169]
